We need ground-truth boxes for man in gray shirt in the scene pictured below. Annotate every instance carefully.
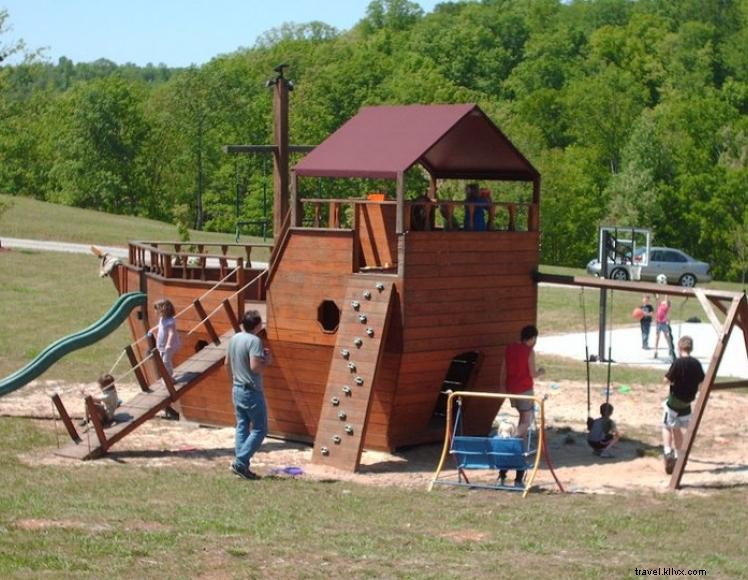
[225,310,271,480]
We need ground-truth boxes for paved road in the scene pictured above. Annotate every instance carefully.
[536,323,747,379]
[1,237,129,258]
[1,237,268,268]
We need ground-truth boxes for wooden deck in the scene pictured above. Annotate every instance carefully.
[55,331,233,460]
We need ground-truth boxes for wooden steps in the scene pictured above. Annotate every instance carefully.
[54,332,232,460]
[311,277,394,471]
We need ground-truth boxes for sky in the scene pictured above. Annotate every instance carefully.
[1,1,442,67]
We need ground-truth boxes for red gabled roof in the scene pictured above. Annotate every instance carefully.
[294,103,539,182]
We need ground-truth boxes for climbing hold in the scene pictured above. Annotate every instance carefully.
[332,435,342,444]
[363,290,371,300]
[341,349,350,359]
[338,410,347,420]
[353,338,363,348]
[366,328,375,337]
[320,446,330,456]
[331,396,340,406]
[375,282,384,291]
[348,362,356,371]
[355,376,364,386]
[351,300,360,310]
[359,314,367,323]
[345,425,354,435]
[342,385,352,395]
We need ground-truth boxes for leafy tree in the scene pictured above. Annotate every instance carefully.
[47,77,150,214]
[358,0,424,35]
[0,0,745,279]
[563,65,648,174]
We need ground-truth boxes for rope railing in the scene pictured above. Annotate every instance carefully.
[187,268,269,336]
[106,266,269,384]
[127,265,240,351]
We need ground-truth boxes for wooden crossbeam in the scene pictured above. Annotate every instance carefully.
[535,272,741,301]
[712,380,748,390]
[694,289,723,332]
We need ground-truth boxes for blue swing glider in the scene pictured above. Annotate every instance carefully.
[428,391,563,497]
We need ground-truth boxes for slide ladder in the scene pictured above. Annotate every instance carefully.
[312,278,394,471]
[54,331,233,460]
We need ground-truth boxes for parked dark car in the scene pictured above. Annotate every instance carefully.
[586,246,712,287]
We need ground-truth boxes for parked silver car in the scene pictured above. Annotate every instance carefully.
[586,246,712,287]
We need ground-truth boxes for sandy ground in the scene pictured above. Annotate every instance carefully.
[2,376,747,495]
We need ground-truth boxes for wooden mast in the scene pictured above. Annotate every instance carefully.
[270,64,291,242]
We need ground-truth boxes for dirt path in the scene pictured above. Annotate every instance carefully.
[2,378,747,494]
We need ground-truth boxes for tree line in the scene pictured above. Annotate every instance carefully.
[1,0,746,279]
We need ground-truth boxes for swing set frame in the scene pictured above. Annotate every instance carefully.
[537,271,748,490]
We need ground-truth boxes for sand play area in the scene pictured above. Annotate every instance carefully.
[2,370,747,495]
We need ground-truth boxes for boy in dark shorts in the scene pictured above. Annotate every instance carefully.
[661,336,705,474]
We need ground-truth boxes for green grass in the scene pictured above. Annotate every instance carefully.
[0,418,746,577]
[0,194,247,247]
[0,250,131,381]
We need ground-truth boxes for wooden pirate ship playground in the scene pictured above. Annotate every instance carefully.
[1,68,746,492]
[55,97,545,472]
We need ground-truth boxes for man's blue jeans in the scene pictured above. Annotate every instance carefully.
[232,384,268,472]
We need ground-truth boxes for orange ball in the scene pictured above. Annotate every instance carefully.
[632,307,645,321]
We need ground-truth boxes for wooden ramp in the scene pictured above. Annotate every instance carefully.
[55,332,232,460]
[312,277,394,471]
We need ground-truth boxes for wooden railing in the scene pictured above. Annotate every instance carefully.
[300,198,396,229]
[405,200,538,232]
[298,198,538,232]
[128,241,272,282]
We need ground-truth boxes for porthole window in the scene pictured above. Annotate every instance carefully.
[317,300,341,333]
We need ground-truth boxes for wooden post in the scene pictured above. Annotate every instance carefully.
[330,202,341,228]
[466,205,475,230]
[85,396,108,449]
[487,204,496,231]
[51,394,81,443]
[508,204,517,232]
[428,175,437,200]
[193,298,220,345]
[396,172,405,277]
[272,70,290,242]
[151,349,177,398]
[290,171,299,228]
[125,345,150,392]
[395,172,404,235]
[424,203,433,232]
[222,298,241,332]
[313,203,321,228]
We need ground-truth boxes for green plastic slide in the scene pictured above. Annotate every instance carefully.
[0,292,147,398]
